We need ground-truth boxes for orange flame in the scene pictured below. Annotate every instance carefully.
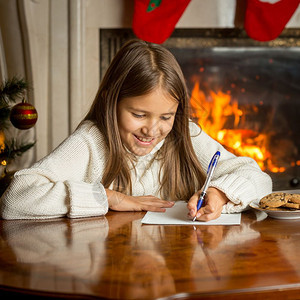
[0,131,5,152]
[0,131,6,167]
[190,82,286,173]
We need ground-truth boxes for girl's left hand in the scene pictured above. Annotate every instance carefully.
[187,187,229,221]
[106,189,174,212]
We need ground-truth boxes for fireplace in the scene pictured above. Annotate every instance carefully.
[100,28,300,191]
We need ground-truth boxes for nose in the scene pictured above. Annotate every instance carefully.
[141,118,160,137]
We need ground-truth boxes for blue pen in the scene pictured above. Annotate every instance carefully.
[193,151,221,222]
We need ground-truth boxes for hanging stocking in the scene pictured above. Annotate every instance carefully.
[132,0,191,44]
[244,0,300,42]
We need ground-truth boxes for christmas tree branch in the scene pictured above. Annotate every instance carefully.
[0,77,29,105]
[0,139,36,164]
[0,76,35,170]
[0,106,10,129]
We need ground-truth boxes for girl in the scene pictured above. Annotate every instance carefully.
[0,39,272,221]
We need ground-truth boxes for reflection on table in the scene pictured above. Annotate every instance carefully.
[1,208,300,299]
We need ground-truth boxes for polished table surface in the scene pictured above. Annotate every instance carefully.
[0,208,300,300]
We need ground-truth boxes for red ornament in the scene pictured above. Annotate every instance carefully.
[10,100,38,130]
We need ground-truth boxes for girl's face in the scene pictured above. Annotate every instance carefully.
[117,88,178,156]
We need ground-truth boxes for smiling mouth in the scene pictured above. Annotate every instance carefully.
[134,135,155,144]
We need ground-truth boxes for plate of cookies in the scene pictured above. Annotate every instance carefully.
[250,190,300,219]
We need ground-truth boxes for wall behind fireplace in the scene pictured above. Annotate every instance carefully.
[0,0,300,168]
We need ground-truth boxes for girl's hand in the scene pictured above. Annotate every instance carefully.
[106,189,174,212]
[187,187,229,221]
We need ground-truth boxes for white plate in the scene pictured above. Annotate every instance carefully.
[249,190,300,220]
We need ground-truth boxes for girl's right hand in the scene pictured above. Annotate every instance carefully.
[187,187,228,221]
[105,189,174,212]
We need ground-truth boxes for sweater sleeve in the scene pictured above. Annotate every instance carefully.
[189,121,273,213]
[0,122,109,220]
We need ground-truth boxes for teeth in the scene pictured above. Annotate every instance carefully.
[137,136,153,142]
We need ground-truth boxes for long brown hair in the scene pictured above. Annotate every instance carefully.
[84,39,205,200]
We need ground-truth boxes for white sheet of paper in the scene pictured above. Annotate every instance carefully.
[141,201,241,225]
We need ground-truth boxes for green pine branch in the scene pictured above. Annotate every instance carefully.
[0,139,36,164]
[0,76,29,106]
[0,106,10,129]
[0,77,34,168]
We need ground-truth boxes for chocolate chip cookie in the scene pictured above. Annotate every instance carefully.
[260,192,287,208]
[259,192,300,210]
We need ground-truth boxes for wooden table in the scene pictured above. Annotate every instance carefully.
[0,208,300,299]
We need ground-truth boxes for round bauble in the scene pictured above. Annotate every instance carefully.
[10,101,38,130]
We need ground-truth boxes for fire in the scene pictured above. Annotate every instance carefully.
[0,131,6,167]
[0,131,4,152]
[190,82,285,173]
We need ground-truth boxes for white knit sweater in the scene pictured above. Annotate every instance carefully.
[0,120,272,219]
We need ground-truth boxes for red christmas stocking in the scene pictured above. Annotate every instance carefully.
[245,0,300,42]
[132,0,191,44]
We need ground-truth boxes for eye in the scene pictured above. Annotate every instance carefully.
[132,112,145,118]
[160,115,172,121]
